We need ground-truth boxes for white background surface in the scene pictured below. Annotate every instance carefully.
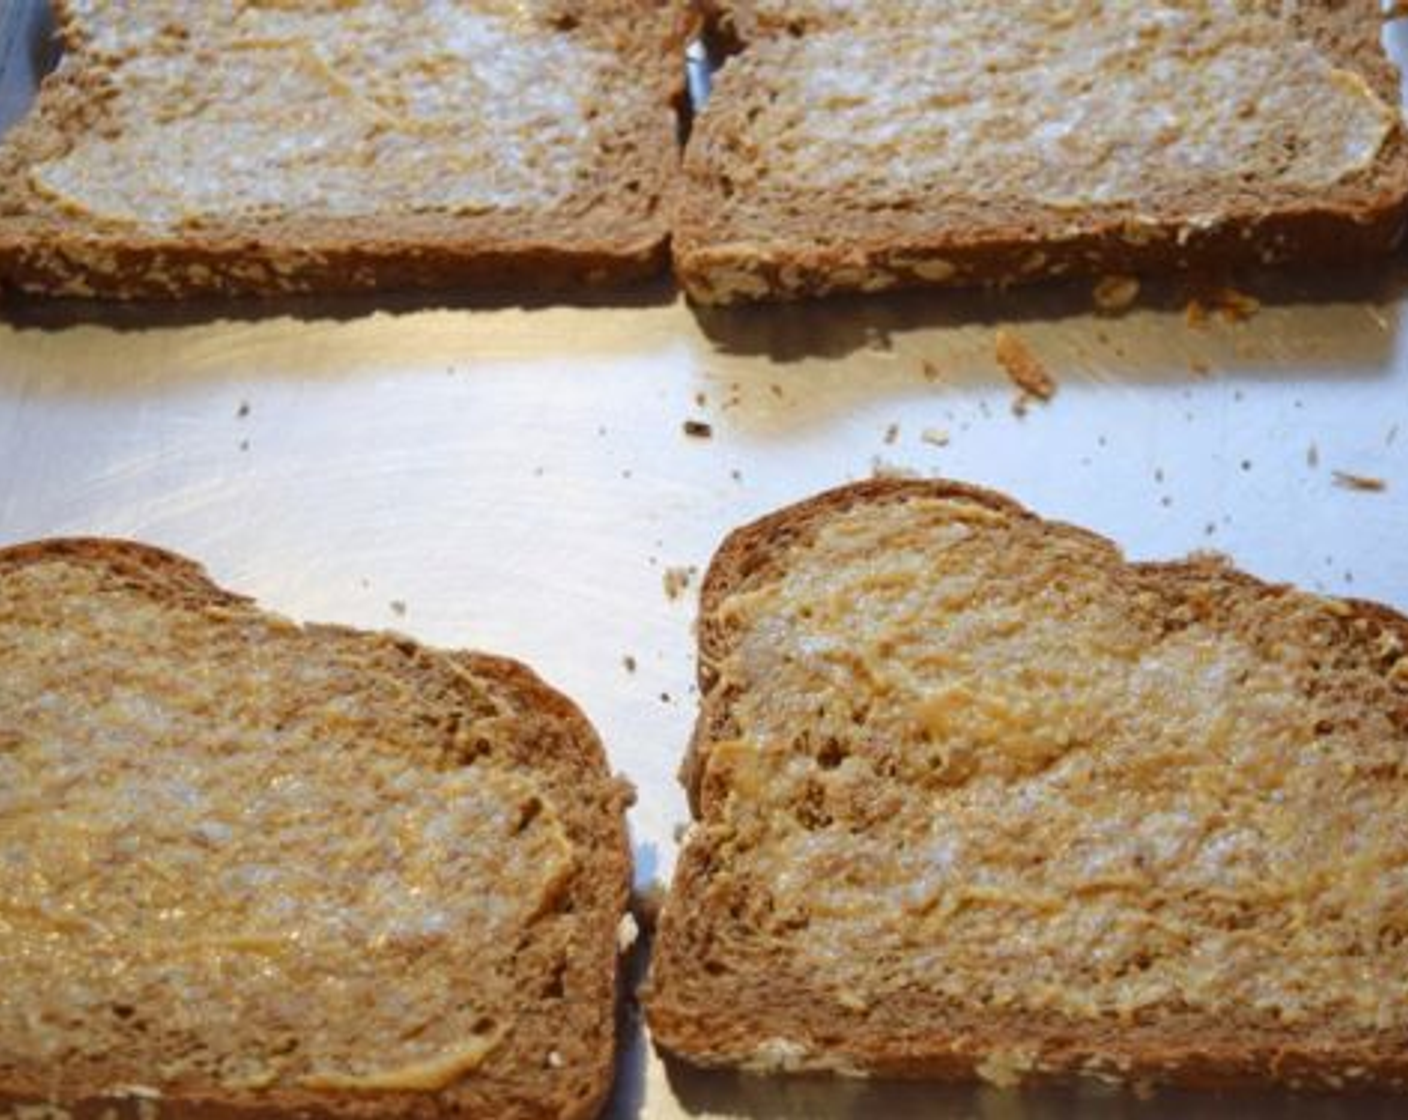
[1,4,1406,1117]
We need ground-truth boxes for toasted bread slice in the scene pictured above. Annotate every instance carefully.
[677,1,1408,304]
[646,479,1408,1088]
[0,1,690,299]
[0,538,632,1119]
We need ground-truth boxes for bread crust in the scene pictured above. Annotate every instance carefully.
[0,538,633,1120]
[676,0,1408,304]
[650,478,1408,1089]
[0,2,693,300]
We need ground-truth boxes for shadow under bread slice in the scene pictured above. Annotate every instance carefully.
[647,478,1408,1089]
[0,537,632,1120]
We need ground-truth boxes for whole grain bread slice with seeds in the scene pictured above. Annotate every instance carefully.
[677,1,1408,304]
[647,477,1408,1089]
[0,0,692,299]
[0,537,633,1119]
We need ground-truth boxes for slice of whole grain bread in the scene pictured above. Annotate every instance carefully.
[0,0,692,299]
[0,538,633,1120]
[677,0,1408,304]
[646,478,1408,1089]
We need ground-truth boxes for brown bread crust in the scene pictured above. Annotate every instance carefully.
[0,538,633,1120]
[676,1,1408,304]
[649,478,1408,1089]
[0,2,693,299]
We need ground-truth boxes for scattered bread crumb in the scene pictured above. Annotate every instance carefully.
[632,882,666,932]
[869,457,919,480]
[920,359,942,383]
[883,423,899,446]
[390,600,407,617]
[683,419,712,439]
[236,401,251,419]
[976,1048,1038,1089]
[1333,471,1387,492]
[1092,274,1140,313]
[663,566,696,601]
[1307,443,1319,469]
[994,328,1056,405]
[1188,357,1211,376]
[623,655,637,673]
[616,912,640,953]
[547,1051,564,1070]
[1186,286,1260,327]
[920,427,950,447]
[694,391,707,407]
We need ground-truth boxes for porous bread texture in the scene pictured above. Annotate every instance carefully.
[646,478,1408,1088]
[0,538,632,1120]
[678,0,1408,304]
[0,1,692,299]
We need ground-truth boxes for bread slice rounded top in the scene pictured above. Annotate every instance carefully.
[0,538,632,1120]
[649,478,1408,1088]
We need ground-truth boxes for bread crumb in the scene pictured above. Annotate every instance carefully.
[390,600,407,617]
[869,457,919,480]
[883,423,899,445]
[236,401,251,419]
[994,328,1056,404]
[616,912,640,953]
[1220,288,1260,321]
[622,655,636,673]
[1307,443,1319,469]
[920,427,950,447]
[1188,357,1211,376]
[920,359,942,383]
[663,566,696,601]
[976,1048,1037,1089]
[546,1050,564,1069]
[1186,286,1260,327]
[1092,274,1139,312]
[632,881,666,931]
[694,391,707,407]
[1333,471,1387,492]
[683,419,712,439]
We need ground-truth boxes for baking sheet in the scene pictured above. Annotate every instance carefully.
[1,4,1407,1117]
